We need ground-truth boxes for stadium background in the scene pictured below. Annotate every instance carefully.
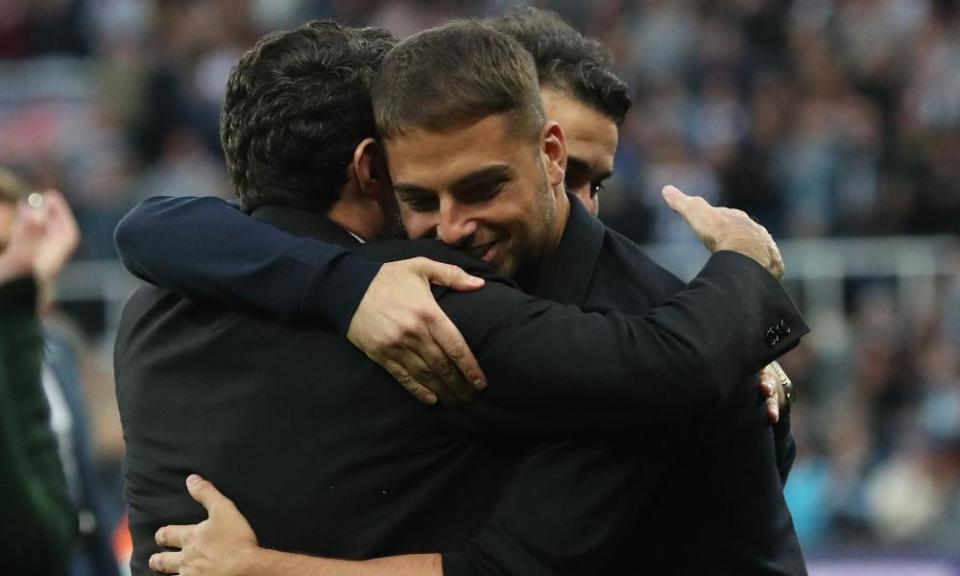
[1,0,957,573]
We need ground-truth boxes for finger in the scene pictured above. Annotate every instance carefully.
[758,367,776,397]
[426,308,486,391]
[399,346,463,405]
[186,474,234,514]
[155,524,193,548]
[411,334,476,403]
[416,259,485,291]
[758,377,775,398]
[42,190,81,243]
[660,185,691,214]
[149,551,182,574]
[380,358,438,405]
[766,396,780,424]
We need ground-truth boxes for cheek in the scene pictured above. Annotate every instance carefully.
[569,184,591,204]
[399,208,438,239]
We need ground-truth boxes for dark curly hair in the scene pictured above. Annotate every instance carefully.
[220,21,397,212]
[492,7,631,125]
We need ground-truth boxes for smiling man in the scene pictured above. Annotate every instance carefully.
[118,17,807,576]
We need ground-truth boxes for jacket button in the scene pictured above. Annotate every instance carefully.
[779,318,791,336]
[766,327,780,347]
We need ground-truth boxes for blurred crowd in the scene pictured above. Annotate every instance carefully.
[1,0,957,559]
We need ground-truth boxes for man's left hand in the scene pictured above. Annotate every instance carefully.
[150,475,259,576]
[759,361,792,424]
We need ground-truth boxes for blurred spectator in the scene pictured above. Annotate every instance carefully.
[0,187,80,575]
[0,174,120,576]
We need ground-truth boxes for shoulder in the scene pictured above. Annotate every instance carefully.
[597,226,685,299]
[357,239,517,287]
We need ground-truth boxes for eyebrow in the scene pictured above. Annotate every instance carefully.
[567,156,612,181]
[394,164,513,197]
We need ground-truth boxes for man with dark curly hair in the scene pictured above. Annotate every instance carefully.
[117,14,805,576]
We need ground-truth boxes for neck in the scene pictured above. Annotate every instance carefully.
[544,189,570,265]
[327,198,378,241]
[517,187,570,288]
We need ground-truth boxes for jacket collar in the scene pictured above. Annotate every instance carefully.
[250,204,360,247]
[527,194,605,306]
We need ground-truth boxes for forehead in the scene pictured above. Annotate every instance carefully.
[542,88,618,171]
[384,114,532,190]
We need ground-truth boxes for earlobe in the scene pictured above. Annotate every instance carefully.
[541,121,566,187]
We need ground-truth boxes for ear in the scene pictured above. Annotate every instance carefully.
[353,137,393,200]
[540,121,566,188]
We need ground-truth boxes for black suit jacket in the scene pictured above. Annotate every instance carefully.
[445,199,807,575]
[115,204,806,575]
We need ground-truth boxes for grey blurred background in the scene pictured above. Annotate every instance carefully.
[1,0,957,573]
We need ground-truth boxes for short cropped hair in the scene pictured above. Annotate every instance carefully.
[0,168,26,206]
[372,19,545,141]
[221,21,397,212]
[492,7,631,125]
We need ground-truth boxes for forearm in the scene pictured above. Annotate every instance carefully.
[241,548,441,576]
[447,251,808,436]
[114,196,380,332]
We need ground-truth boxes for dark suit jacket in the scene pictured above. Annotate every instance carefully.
[445,199,807,575]
[114,202,807,575]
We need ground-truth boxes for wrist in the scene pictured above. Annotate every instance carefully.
[715,241,765,269]
[0,248,33,284]
[228,546,266,576]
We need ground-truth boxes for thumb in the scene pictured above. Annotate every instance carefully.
[186,474,231,512]
[418,260,485,291]
[661,185,692,214]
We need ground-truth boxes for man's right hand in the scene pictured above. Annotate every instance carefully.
[347,257,488,405]
[662,185,784,279]
[0,190,80,290]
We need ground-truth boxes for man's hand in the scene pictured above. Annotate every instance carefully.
[662,186,784,279]
[151,475,259,576]
[347,257,488,405]
[759,361,793,424]
[30,190,80,288]
[0,190,80,295]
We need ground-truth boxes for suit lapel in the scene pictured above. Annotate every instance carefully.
[527,195,605,307]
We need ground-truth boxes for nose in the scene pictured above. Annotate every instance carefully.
[437,198,477,247]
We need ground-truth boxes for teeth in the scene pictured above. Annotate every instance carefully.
[472,242,493,257]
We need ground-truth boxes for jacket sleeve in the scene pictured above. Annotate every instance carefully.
[435,250,808,437]
[113,196,381,333]
[0,277,76,575]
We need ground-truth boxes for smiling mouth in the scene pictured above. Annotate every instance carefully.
[469,240,498,262]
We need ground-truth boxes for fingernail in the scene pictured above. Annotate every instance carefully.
[425,392,438,405]
[473,379,487,391]
[468,276,485,287]
[186,474,201,486]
